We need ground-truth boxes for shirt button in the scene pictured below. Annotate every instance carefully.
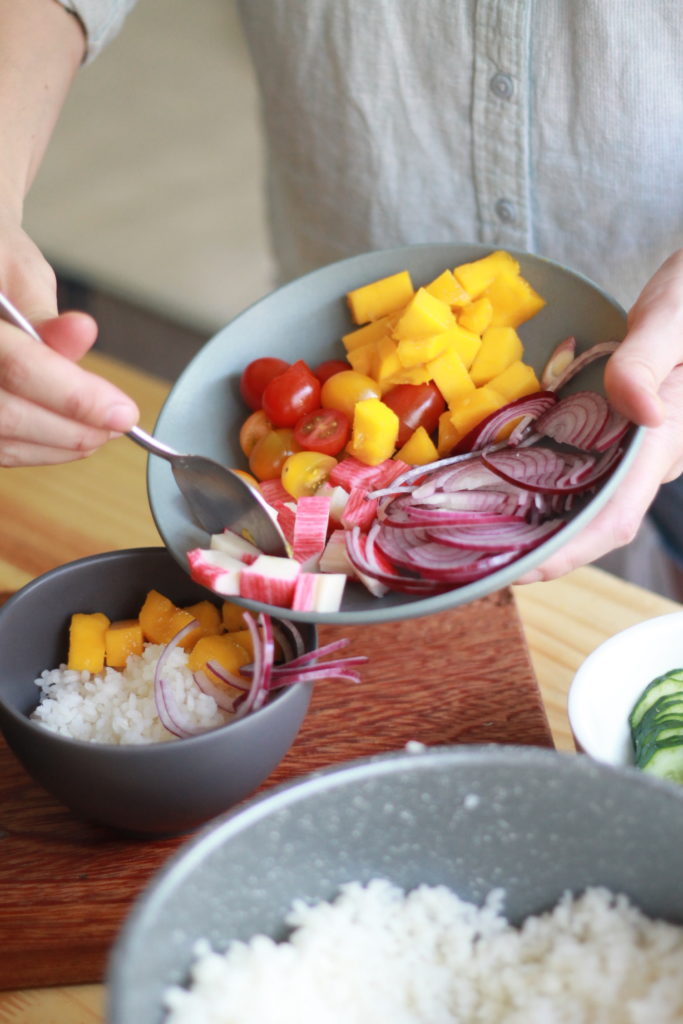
[490,72,514,100]
[495,198,517,224]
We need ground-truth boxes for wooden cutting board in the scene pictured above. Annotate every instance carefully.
[0,587,551,991]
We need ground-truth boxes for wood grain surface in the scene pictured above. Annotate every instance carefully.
[0,587,549,991]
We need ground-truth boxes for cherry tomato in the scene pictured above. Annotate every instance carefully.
[381,382,446,446]
[239,409,272,457]
[248,428,300,481]
[281,451,337,499]
[230,468,260,489]
[313,359,350,384]
[293,407,350,456]
[239,357,290,411]
[261,360,321,427]
[320,370,380,421]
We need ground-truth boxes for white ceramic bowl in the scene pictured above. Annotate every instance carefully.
[568,610,683,766]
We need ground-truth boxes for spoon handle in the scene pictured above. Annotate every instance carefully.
[0,291,180,460]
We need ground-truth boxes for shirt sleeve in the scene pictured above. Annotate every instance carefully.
[55,0,139,61]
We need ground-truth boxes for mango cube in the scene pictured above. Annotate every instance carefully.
[378,366,433,392]
[457,296,493,335]
[453,250,519,298]
[182,600,223,649]
[484,268,546,327]
[348,398,399,465]
[221,600,248,632]
[449,386,508,438]
[395,332,451,368]
[369,335,402,384]
[104,619,144,669]
[425,348,475,406]
[435,325,482,369]
[67,611,110,673]
[425,269,471,308]
[396,426,439,466]
[139,589,195,646]
[342,316,393,352]
[469,326,524,386]
[437,410,460,456]
[392,288,455,340]
[346,271,414,324]
[488,360,541,402]
[346,340,376,377]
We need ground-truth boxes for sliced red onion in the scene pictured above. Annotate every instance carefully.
[153,620,208,738]
[450,391,557,454]
[534,391,610,451]
[591,407,632,452]
[271,618,306,660]
[193,669,241,712]
[541,335,577,388]
[204,659,249,690]
[547,339,620,392]
[424,518,565,552]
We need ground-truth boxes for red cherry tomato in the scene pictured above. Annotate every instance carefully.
[382,382,446,446]
[261,359,321,428]
[293,407,350,456]
[239,357,290,411]
[313,359,350,385]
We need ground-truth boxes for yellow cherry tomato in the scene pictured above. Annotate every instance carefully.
[281,450,337,499]
[320,370,381,421]
[239,409,272,458]
[230,468,260,488]
[248,428,300,481]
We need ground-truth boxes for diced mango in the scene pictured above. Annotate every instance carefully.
[457,296,493,335]
[346,339,376,377]
[425,349,475,407]
[449,386,508,438]
[348,398,399,465]
[425,269,471,308]
[346,271,414,324]
[138,589,195,646]
[488,360,541,402]
[188,634,251,700]
[342,315,393,352]
[437,410,460,456]
[370,335,402,384]
[104,619,144,669]
[221,600,248,632]
[435,325,482,369]
[228,626,284,663]
[392,288,456,340]
[67,612,110,673]
[396,426,439,465]
[395,333,451,368]
[378,366,433,392]
[453,250,519,299]
[182,600,223,649]
[469,326,524,386]
[484,268,546,328]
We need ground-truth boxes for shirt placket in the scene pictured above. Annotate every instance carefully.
[471,0,532,249]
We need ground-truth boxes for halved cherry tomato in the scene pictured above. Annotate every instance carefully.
[262,360,321,427]
[313,359,350,384]
[381,382,446,446]
[239,357,290,411]
[320,370,380,421]
[293,407,350,457]
[248,428,300,481]
[239,409,272,457]
[281,451,337,499]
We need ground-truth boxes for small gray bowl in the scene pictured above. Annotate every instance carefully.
[107,745,683,1022]
[148,242,644,625]
[0,547,313,835]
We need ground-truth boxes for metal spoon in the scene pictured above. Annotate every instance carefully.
[0,291,288,555]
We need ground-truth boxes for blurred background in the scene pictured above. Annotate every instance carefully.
[23,0,273,379]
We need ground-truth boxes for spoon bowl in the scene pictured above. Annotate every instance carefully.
[0,292,288,556]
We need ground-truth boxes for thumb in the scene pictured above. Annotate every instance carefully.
[36,310,99,362]
[604,250,683,427]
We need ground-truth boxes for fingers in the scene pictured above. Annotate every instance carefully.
[605,249,683,427]
[0,318,139,435]
[0,386,118,466]
[37,310,99,362]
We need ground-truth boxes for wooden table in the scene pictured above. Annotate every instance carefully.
[0,351,679,1022]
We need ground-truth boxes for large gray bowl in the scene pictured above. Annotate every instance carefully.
[148,242,643,625]
[0,547,313,835]
[107,745,683,1022]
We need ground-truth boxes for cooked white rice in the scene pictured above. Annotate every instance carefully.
[31,644,231,744]
[164,879,683,1023]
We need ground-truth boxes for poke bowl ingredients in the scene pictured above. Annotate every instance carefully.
[31,590,365,744]
[629,667,683,785]
[163,879,683,1024]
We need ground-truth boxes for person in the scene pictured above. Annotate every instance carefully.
[1,0,682,591]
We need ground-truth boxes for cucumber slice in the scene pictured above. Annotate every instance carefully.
[635,724,683,766]
[635,716,683,753]
[638,738,683,784]
[633,704,683,744]
[628,669,683,732]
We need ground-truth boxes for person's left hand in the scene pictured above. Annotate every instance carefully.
[515,248,683,584]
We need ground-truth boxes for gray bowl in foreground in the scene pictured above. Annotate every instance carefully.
[107,745,683,1022]
[148,242,644,625]
[0,547,313,835]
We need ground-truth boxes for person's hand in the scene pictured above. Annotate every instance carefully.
[516,248,683,584]
[0,225,139,467]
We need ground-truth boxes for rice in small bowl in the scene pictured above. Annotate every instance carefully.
[0,547,314,835]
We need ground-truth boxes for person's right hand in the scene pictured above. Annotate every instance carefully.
[0,226,139,467]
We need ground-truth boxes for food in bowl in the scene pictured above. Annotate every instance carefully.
[629,667,683,784]
[187,251,632,612]
[163,878,683,1023]
[30,589,364,744]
